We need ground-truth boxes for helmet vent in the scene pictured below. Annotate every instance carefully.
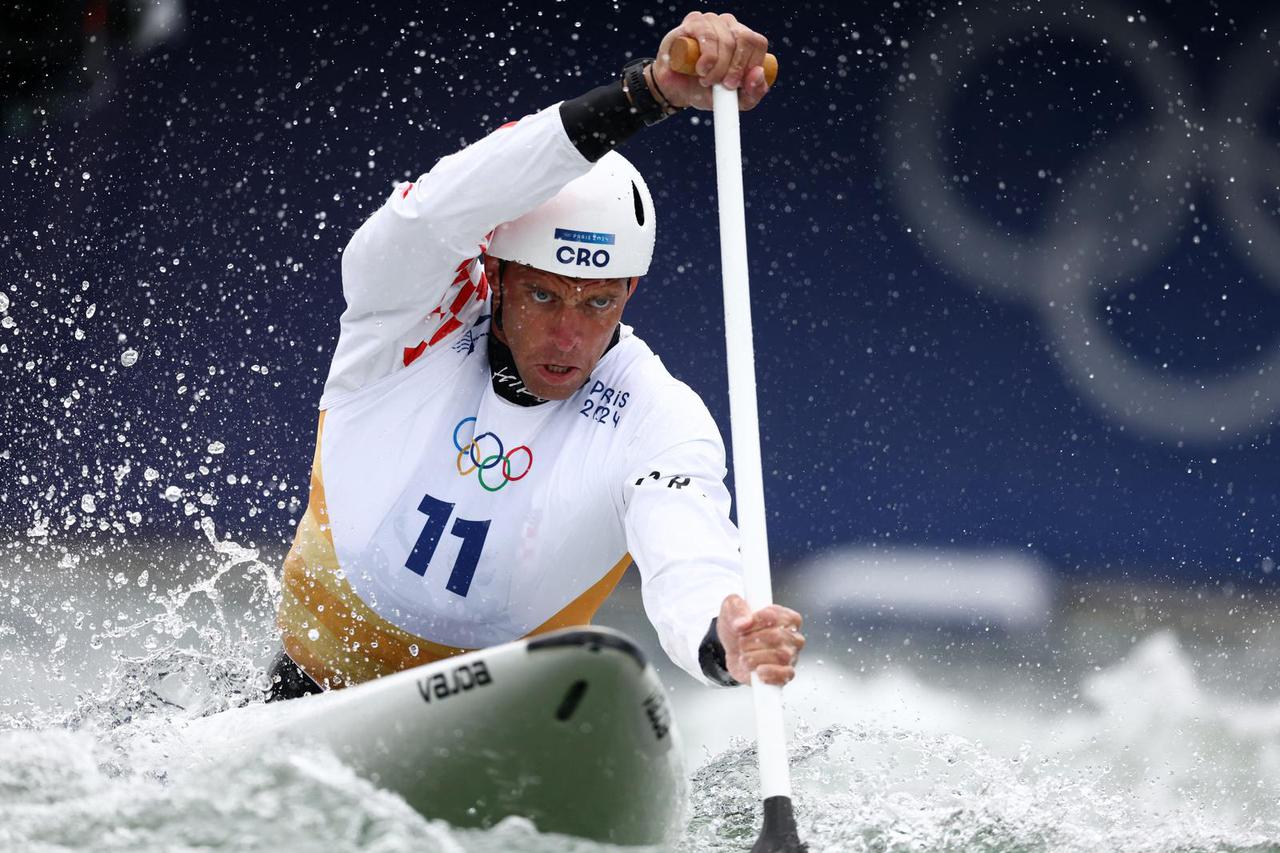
[632,181,645,226]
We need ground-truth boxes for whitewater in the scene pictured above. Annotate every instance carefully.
[2,525,1279,852]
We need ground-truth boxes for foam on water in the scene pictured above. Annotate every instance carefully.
[3,532,1280,852]
[684,626,1280,851]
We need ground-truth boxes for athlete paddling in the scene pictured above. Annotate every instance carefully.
[268,12,804,701]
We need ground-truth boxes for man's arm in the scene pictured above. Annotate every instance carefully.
[323,11,772,404]
[621,407,745,686]
[619,380,802,687]
[602,13,799,686]
[560,8,773,162]
[323,57,667,404]
[323,106,593,403]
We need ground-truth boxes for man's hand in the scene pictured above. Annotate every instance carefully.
[651,12,771,112]
[717,594,804,686]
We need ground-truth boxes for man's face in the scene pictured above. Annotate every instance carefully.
[485,257,637,401]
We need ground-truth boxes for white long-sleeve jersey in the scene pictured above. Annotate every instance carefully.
[277,103,744,688]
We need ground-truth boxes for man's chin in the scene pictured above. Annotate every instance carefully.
[528,385,576,401]
[523,379,580,401]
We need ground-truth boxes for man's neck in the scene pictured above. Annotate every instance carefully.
[488,334,549,407]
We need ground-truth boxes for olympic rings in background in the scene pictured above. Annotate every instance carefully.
[452,417,533,492]
[889,1,1280,444]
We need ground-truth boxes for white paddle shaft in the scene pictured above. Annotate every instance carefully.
[711,82,792,801]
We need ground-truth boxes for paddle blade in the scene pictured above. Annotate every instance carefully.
[750,796,806,853]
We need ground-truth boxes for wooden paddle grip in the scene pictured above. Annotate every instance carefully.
[668,35,778,86]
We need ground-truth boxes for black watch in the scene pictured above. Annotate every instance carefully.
[622,58,672,126]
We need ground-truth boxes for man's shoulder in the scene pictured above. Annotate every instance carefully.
[594,328,703,402]
[585,328,719,443]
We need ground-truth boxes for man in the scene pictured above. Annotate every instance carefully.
[268,11,804,702]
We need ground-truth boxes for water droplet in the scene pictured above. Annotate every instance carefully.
[163,485,183,502]
[208,441,225,455]
[307,628,320,641]
[80,494,96,513]
[120,348,139,367]
[0,291,8,312]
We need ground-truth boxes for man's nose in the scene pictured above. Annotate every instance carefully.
[549,307,582,352]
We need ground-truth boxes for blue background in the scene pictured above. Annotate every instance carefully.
[2,0,1277,583]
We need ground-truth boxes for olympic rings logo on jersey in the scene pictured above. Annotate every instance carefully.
[888,2,1280,444]
[452,417,533,492]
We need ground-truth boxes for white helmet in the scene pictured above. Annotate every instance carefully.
[487,151,655,279]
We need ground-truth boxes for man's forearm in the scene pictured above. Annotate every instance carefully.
[559,70,672,162]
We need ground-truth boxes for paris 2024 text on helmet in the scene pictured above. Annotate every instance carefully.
[487,150,656,279]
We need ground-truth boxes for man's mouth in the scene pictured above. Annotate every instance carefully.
[535,363,580,384]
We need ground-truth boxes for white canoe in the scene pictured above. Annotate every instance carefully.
[182,626,686,846]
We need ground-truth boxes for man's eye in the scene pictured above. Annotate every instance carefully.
[531,289,552,303]
[589,297,614,309]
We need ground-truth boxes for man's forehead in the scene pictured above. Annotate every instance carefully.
[506,263,628,291]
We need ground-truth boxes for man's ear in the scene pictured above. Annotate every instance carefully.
[483,254,507,335]
[626,275,640,297]
[484,254,502,313]
[482,254,502,284]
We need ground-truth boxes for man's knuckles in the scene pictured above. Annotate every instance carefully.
[754,665,796,685]
[740,626,795,648]
[737,606,800,632]
[741,647,795,667]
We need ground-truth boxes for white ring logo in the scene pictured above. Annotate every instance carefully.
[889,2,1280,444]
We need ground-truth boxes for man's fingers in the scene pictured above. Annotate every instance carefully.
[726,22,766,91]
[726,604,803,644]
[740,626,805,653]
[721,17,752,90]
[704,15,737,87]
[740,646,796,668]
[691,15,716,76]
[659,13,772,111]
[739,626,787,649]
[737,63,769,110]
[737,604,802,633]
[721,596,804,686]
[752,664,796,686]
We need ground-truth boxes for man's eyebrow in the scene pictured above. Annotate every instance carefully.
[520,278,627,293]
[590,279,630,292]
[516,278,559,290]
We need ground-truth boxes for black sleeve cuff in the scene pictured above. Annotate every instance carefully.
[698,617,741,687]
[558,80,647,162]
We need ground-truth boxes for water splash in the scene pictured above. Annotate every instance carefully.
[685,720,1279,853]
[0,518,280,738]
[0,731,469,852]
[5,532,1280,851]
[680,629,1280,853]
[65,521,278,732]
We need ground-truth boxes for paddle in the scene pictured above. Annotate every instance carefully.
[668,37,805,853]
